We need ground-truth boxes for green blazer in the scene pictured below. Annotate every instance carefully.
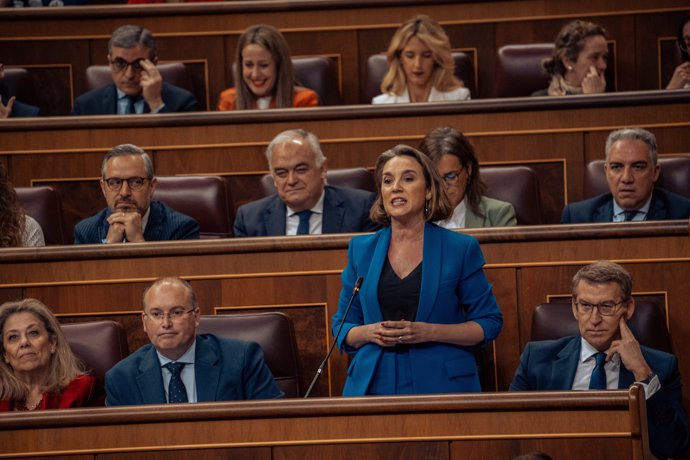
[465,196,516,228]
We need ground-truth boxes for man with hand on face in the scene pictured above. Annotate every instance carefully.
[73,144,199,244]
[105,277,283,405]
[561,128,690,223]
[233,129,378,237]
[510,261,690,459]
[72,25,197,115]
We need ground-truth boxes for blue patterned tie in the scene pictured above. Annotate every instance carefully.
[296,210,312,235]
[588,352,607,390]
[164,362,188,403]
[623,210,638,221]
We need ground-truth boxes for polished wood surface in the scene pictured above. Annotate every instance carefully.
[0,0,686,112]
[0,388,651,460]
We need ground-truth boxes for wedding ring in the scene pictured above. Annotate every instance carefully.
[398,335,403,342]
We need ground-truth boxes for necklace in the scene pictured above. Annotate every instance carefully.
[20,394,43,411]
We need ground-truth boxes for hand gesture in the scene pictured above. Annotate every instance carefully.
[608,317,652,381]
[139,59,164,111]
[581,65,606,94]
[375,320,431,346]
[0,96,15,118]
[666,62,690,90]
[105,210,145,243]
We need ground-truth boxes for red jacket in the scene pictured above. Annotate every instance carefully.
[0,375,103,411]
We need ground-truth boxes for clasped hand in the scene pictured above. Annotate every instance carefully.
[367,320,430,347]
[105,210,145,243]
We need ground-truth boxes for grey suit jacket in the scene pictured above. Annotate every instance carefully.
[233,185,378,237]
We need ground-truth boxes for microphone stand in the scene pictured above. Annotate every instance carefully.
[303,276,363,398]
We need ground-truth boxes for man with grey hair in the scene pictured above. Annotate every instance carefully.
[510,261,689,459]
[72,25,197,115]
[74,144,199,244]
[561,127,690,223]
[234,129,378,236]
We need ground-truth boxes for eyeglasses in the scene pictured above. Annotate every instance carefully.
[442,170,464,184]
[103,177,148,191]
[144,306,196,323]
[574,300,625,316]
[110,58,145,72]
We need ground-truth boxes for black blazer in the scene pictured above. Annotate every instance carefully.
[72,82,197,115]
[561,188,690,223]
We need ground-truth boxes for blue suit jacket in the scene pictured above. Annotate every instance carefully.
[72,82,197,115]
[233,185,379,237]
[2,95,40,117]
[333,223,503,396]
[561,188,690,223]
[510,336,690,459]
[73,200,199,244]
[105,334,283,405]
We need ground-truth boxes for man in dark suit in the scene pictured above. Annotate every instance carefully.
[74,144,199,244]
[72,25,197,115]
[0,63,40,117]
[105,277,283,405]
[234,129,378,237]
[510,261,689,459]
[562,127,690,223]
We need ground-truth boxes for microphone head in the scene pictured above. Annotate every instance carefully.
[354,276,364,291]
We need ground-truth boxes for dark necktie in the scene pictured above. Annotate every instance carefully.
[296,210,312,235]
[588,352,607,390]
[623,210,638,221]
[125,96,143,114]
[163,362,188,403]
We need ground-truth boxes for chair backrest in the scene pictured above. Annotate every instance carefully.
[480,165,543,225]
[260,167,375,197]
[0,67,32,102]
[364,52,475,103]
[530,300,672,353]
[583,156,690,200]
[85,63,193,93]
[493,43,554,98]
[153,176,232,239]
[197,312,300,397]
[61,320,130,386]
[292,56,341,106]
[15,186,68,245]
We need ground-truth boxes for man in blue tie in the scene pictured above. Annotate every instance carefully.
[561,128,690,223]
[72,25,197,115]
[105,277,283,405]
[233,129,378,237]
[510,261,689,459]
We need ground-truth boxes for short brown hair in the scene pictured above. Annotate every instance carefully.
[571,261,632,301]
[370,144,452,225]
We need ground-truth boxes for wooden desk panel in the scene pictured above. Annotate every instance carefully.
[0,390,651,460]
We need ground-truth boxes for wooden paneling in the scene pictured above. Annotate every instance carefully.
[0,390,651,460]
[0,1,687,113]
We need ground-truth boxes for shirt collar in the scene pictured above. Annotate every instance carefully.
[286,189,325,216]
[157,338,196,366]
[612,193,652,219]
[579,337,620,365]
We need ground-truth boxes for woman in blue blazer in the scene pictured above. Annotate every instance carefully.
[332,145,503,396]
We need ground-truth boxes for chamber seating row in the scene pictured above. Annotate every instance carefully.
[15,164,547,244]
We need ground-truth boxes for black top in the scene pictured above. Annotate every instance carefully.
[377,257,422,321]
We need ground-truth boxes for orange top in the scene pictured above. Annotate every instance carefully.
[217,87,319,111]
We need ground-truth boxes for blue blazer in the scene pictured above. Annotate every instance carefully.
[561,188,690,223]
[2,95,40,117]
[333,223,503,396]
[233,185,379,237]
[72,82,197,115]
[73,200,199,244]
[105,334,283,405]
[510,336,690,459]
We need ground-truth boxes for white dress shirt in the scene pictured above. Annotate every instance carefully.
[285,191,325,235]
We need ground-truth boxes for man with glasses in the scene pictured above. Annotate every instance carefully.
[74,144,199,244]
[510,261,689,459]
[561,127,690,223]
[72,25,197,115]
[105,277,283,405]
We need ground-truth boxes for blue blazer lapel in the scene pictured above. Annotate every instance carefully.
[322,187,345,233]
[591,199,614,222]
[143,202,165,241]
[263,196,287,236]
[647,191,668,220]
[416,223,442,322]
[103,85,118,114]
[618,366,635,389]
[195,336,221,402]
[136,347,167,404]
[551,336,581,389]
[360,227,390,324]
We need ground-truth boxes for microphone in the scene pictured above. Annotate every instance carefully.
[303,276,363,398]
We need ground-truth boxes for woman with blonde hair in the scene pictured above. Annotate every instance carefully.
[218,24,318,110]
[0,299,101,410]
[372,15,469,104]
